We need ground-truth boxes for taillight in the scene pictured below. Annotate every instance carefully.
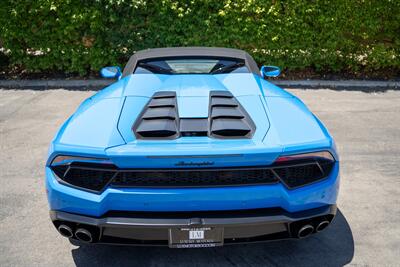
[50,155,116,193]
[273,151,335,189]
[275,151,334,164]
[51,155,112,166]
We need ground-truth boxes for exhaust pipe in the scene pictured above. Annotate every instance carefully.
[316,220,330,232]
[297,224,314,238]
[58,225,73,238]
[75,228,93,243]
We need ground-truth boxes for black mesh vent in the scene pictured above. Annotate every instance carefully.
[133,91,179,139]
[320,161,334,175]
[52,164,116,192]
[209,91,255,138]
[273,162,334,189]
[51,165,68,179]
[111,168,278,187]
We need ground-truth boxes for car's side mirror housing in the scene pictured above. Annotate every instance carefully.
[100,66,122,79]
[260,65,281,78]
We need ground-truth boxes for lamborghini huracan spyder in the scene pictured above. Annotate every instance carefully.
[46,47,339,247]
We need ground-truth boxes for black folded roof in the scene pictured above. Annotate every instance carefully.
[122,47,260,77]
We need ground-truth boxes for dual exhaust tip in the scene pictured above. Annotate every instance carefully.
[57,225,93,243]
[296,220,330,238]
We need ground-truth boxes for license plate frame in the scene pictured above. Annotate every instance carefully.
[168,227,224,248]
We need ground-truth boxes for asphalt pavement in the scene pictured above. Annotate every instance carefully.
[0,88,399,266]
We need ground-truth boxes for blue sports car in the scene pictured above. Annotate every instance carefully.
[46,47,339,247]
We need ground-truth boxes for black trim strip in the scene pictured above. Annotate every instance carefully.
[146,154,243,159]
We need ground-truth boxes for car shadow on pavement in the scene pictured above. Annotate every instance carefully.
[71,209,354,267]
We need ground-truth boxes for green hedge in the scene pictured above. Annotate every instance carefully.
[1,0,399,75]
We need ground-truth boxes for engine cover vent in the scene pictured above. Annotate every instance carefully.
[133,91,255,139]
[209,91,255,138]
[133,91,179,139]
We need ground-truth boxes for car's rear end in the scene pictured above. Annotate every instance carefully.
[48,150,338,246]
[46,48,339,247]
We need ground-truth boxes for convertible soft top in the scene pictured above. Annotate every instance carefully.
[122,47,260,77]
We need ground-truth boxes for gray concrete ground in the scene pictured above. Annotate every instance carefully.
[0,89,399,266]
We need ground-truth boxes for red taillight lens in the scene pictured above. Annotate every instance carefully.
[51,155,112,166]
[275,151,334,164]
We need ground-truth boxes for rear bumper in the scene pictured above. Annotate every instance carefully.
[45,162,340,216]
[51,204,337,246]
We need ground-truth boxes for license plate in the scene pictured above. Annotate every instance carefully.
[169,227,224,248]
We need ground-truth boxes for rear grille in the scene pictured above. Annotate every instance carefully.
[274,163,324,188]
[51,160,334,193]
[111,168,278,187]
[51,164,116,192]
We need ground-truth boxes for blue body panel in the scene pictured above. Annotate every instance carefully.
[46,72,339,217]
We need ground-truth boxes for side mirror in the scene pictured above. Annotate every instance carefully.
[260,65,281,78]
[100,66,122,79]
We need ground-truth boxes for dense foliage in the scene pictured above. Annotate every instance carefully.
[0,0,399,75]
